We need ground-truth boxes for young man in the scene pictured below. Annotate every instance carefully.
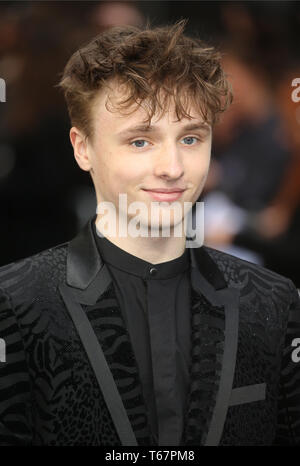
[0,21,299,446]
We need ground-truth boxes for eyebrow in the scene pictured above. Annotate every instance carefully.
[116,121,211,139]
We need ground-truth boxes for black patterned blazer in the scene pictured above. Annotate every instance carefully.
[0,216,299,446]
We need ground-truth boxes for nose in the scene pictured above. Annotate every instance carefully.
[153,143,184,180]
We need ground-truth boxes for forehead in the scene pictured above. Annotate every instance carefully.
[91,79,207,129]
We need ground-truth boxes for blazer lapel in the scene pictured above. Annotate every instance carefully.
[182,246,240,446]
[59,216,240,446]
[59,217,152,446]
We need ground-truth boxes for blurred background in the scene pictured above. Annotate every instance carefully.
[0,0,299,286]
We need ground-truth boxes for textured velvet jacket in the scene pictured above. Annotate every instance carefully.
[0,216,299,446]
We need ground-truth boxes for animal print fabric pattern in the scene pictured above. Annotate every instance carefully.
[182,292,225,445]
[208,248,300,445]
[0,246,120,445]
[0,242,299,445]
[82,283,154,445]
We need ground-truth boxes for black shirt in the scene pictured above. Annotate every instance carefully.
[92,221,191,446]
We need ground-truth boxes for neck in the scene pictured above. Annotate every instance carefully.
[95,215,187,264]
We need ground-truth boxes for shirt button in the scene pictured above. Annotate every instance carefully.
[149,267,157,277]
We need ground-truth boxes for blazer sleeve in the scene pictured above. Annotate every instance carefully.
[274,281,300,445]
[0,287,33,445]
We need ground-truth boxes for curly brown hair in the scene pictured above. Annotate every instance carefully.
[58,19,232,141]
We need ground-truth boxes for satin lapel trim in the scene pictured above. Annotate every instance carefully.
[66,263,112,305]
[59,282,138,446]
[205,286,240,446]
[188,267,240,446]
[64,222,153,445]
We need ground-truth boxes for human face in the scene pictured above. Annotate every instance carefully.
[74,83,212,235]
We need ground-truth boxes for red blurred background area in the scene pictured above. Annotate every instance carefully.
[0,1,299,286]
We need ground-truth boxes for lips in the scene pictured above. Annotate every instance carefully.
[142,188,186,201]
[144,188,185,193]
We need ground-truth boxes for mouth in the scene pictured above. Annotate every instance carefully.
[142,188,186,202]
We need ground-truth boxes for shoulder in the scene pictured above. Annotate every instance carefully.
[203,245,298,307]
[204,245,293,287]
[0,241,69,303]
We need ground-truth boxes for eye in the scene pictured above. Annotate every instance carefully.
[181,136,199,145]
[131,139,149,148]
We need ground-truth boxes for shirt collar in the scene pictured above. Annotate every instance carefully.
[92,220,190,280]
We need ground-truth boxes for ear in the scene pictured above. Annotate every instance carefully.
[69,127,92,172]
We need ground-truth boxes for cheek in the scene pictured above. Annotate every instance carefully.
[98,152,146,195]
[186,149,211,197]
[114,156,147,184]
[199,144,211,171]
[188,153,211,180]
